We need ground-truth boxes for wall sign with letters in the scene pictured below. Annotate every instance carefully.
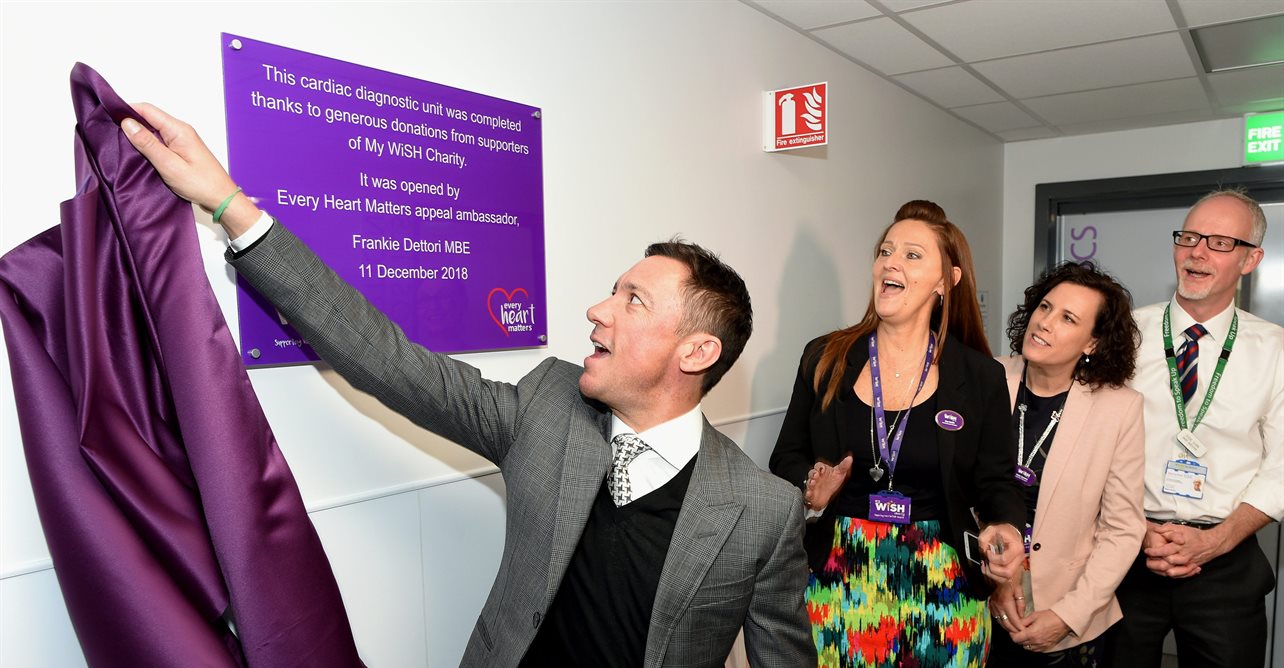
[763,82,827,152]
[1244,111,1284,165]
[221,34,546,366]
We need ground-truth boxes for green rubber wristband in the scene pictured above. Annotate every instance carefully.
[212,187,243,224]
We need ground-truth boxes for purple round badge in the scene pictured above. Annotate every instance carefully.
[935,409,964,431]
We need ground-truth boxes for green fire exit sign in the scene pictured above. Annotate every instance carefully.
[1245,111,1284,164]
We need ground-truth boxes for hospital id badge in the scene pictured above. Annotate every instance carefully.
[1162,459,1207,499]
[869,491,911,524]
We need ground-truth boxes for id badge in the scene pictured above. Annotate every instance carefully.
[1162,459,1208,499]
[1014,465,1038,487]
[1175,429,1207,458]
[1022,523,1033,554]
[869,491,912,524]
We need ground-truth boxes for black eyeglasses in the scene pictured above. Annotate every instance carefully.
[1172,230,1258,252]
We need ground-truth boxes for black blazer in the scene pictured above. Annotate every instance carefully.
[770,332,1025,597]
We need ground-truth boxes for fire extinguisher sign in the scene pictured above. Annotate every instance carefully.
[763,82,827,152]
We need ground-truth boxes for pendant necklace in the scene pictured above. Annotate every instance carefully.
[867,336,929,483]
[868,407,904,481]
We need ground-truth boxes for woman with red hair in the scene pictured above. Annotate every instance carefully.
[772,201,1025,667]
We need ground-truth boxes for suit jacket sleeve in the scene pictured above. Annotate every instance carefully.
[742,497,816,664]
[770,339,825,491]
[227,222,523,465]
[971,356,1026,531]
[1049,390,1146,635]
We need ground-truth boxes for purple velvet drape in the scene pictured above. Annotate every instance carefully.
[0,64,362,666]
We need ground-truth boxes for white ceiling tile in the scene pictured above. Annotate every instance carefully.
[1055,109,1218,136]
[893,66,1005,107]
[973,32,1197,99]
[1208,65,1284,113]
[1023,78,1210,126]
[1177,0,1284,28]
[882,0,955,11]
[901,0,1176,62]
[951,100,1042,132]
[996,126,1059,141]
[752,0,879,29]
[813,16,955,73]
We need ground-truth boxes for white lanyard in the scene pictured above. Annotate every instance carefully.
[1016,404,1061,468]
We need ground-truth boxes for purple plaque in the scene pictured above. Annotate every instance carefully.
[221,34,545,366]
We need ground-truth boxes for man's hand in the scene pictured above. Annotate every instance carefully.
[1145,523,1225,578]
[979,523,1023,581]
[120,104,260,236]
[1009,609,1071,653]
[803,455,852,512]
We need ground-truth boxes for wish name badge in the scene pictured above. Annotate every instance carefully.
[1014,465,1038,487]
[869,491,912,524]
[935,410,964,431]
[1162,459,1208,499]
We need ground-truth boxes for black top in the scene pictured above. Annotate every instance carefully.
[1011,382,1069,524]
[832,394,943,521]
[769,332,1025,598]
[520,457,697,667]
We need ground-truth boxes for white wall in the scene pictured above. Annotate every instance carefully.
[1000,117,1244,327]
[0,1,1002,664]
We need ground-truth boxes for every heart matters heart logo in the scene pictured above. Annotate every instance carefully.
[487,287,537,336]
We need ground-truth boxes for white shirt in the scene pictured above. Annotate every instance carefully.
[1131,298,1284,523]
[609,406,703,500]
[227,211,275,252]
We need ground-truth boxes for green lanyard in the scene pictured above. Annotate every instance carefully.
[1162,304,1238,432]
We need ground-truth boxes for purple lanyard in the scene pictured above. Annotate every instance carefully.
[869,331,936,478]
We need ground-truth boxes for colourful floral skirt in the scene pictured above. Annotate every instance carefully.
[805,516,989,667]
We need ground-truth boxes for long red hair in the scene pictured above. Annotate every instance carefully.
[812,200,989,411]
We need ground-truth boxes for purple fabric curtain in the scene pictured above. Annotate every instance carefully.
[0,64,362,667]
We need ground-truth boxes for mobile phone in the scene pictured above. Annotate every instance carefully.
[963,531,982,564]
[963,530,1004,565]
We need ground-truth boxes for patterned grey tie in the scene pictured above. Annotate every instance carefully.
[609,434,652,507]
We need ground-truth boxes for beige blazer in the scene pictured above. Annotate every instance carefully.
[999,356,1146,650]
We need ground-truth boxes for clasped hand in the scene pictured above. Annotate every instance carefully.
[1142,521,1222,578]
[989,577,1070,652]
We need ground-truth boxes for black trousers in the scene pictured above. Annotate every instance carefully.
[1104,533,1274,668]
[990,626,1103,667]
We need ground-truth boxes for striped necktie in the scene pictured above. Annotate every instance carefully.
[1176,323,1208,405]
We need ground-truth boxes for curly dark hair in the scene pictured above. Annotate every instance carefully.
[1006,261,1139,388]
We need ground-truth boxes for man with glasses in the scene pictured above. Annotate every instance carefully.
[1106,189,1283,667]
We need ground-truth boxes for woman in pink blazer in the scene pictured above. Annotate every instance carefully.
[989,262,1146,666]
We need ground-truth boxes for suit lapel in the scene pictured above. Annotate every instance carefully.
[1032,379,1094,537]
[544,409,612,603]
[644,420,743,665]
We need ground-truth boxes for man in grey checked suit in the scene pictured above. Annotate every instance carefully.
[122,104,814,667]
